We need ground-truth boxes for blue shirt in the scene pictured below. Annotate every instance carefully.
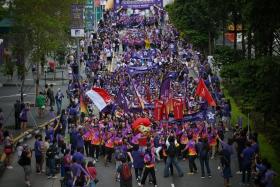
[76,134,84,148]
[34,140,42,156]
[131,150,144,169]
[242,147,255,166]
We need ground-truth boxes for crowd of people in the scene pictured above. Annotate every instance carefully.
[0,6,277,187]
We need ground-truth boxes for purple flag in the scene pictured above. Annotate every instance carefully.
[116,86,129,113]
[159,72,178,99]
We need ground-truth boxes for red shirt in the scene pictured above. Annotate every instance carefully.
[87,166,97,180]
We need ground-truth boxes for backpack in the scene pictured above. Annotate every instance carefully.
[121,163,132,181]
[46,145,56,158]
[167,143,177,157]
[18,150,27,166]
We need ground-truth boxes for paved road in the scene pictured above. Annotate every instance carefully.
[0,132,244,187]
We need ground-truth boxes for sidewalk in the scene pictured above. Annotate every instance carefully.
[0,65,69,87]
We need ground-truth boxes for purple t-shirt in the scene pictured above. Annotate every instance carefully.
[71,162,81,177]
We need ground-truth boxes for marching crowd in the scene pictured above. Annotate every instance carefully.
[0,7,277,187]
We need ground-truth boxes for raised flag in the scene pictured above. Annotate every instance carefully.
[163,98,173,119]
[132,80,145,110]
[173,98,184,120]
[86,87,111,111]
[159,72,178,98]
[195,79,216,107]
[154,100,164,121]
[80,96,88,115]
[116,86,129,113]
[205,108,216,125]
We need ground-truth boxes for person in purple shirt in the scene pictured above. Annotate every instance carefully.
[72,147,84,164]
[34,135,43,173]
[263,162,277,187]
[76,129,85,154]
[251,137,259,155]
[20,103,29,131]
[241,142,255,185]
[131,145,144,182]
[71,158,82,186]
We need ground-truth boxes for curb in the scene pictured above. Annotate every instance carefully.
[2,81,67,87]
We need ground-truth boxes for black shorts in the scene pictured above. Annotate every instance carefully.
[36,155,42,164]
[105,147,114,155]
[20,119,27,123]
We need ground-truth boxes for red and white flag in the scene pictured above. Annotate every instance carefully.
[195,79,216,106]
[86,87,111,111]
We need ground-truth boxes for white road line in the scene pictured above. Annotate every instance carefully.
[0,93,35,99]
[171,183,175,187]
[0,94,27,99]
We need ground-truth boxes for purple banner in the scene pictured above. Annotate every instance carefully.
[114,0,163,10]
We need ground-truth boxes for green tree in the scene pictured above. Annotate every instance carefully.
[9,0,85,98]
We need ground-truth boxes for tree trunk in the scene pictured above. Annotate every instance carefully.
[233,13,237,51]
[247,28,252,59]
[242,22,246,58]
[35,62,40,97]
[269,31,274,56]
[208,31,212,55]
[222,19,226,46]
[20,75,25,103]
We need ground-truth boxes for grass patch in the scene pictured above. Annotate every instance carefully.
[224,89,280,186]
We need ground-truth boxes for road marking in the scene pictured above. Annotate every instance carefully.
[171,184,175,187]
[0,94,27,99]
[0,93,35,99]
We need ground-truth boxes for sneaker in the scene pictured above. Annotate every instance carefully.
[187,172,194,175]
[154,185,158,187]
[25,181,31,187]
[236,171,242,175]
[208,175,212,178]
[6,166,13,169]
[201,176,205,179]
[47,176,51,179]
[52,176,58,179]
[137,182,142,187]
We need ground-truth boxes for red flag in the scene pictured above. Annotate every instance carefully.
[163,98,173,119]
[173,98,183,120]
[154,100,164,121]
[195,79,216,106]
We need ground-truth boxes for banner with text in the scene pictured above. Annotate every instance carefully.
[114,0,162,10]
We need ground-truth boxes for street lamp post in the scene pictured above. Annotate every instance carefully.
[44,70,47,86]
